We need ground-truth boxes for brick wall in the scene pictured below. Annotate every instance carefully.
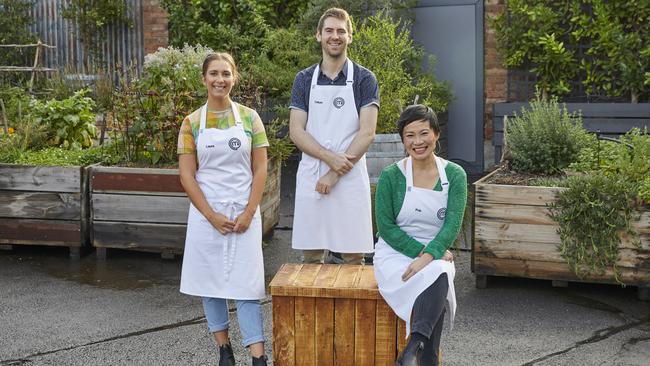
[142,0,169,55]
[484,0,507,140]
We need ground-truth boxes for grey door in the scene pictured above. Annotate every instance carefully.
[412,0,484,174]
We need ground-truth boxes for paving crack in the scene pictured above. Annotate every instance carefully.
[521,315,650,365]
[1,299,271,364]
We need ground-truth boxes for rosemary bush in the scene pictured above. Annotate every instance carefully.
[506,97,590,174]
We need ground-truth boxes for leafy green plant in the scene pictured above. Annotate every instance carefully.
[265,118,294,164]
[492,0,577,99]
[639,176,650,204]
[548,173,640,283]
[13,145,118,166]
[0,133,24,163]
[571,0,650,103]
[569,128,650,201]
[505,96,590,174]
[162,0,307,66]
[349,13,452,133]
[32,89,97,149]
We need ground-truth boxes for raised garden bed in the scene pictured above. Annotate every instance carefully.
[89,159,281,259]
[0,164,89,258]
[472,169,650,300]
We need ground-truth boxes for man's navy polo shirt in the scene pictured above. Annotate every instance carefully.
[289,60,380,115]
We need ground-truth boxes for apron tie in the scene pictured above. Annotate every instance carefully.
[218,200,245,281]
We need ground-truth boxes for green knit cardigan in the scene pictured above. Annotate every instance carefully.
[374,158,468,259]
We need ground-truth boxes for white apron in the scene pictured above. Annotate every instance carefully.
[292,60,374,253]
[374,156,457,337]
[180,102,265,300]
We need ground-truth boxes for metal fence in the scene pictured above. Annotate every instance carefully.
[29,0,144,76]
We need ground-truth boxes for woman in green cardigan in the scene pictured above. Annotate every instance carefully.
[373,104,467,366]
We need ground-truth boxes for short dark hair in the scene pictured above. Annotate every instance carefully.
[397,104,440,140]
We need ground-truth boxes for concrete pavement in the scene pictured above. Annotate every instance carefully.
[1,162,649,365]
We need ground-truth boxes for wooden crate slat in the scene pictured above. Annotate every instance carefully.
[313,264,341,288]
[315,298,335,366]
[475,257,650,285]
[334,265,362,287]
[0,191,80,220]
[354,299,376,366]
[91,170,184,193]
[474,184,562,206]
[334,298,355,365]
[295,297,316,365]
[272,296,295,366]
[475,203,556,225]
[91,193,189,223]
[358,265,378,289]
[294,264,322,287]
[269,263,303,290]
[0,165,80,192]
[397,319,407,353]
[375,300,397,365]
[0,218,80,245]
[476,239,649,268]
[92,222,186,251]
[476,220,648,249]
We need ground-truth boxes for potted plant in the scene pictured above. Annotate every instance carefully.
[473,97,649,300]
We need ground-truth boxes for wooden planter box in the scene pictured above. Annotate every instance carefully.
[270,264,412,366]
[89,159,281,258]
[0,164,88,258]
[473,170,650,299]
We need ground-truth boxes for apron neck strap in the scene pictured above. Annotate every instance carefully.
[199,104,208,131]
[405,156,449,191]
[230,102,242,126]
[311,58,353,87]
[200,102,242,132]
[345,58,353,84]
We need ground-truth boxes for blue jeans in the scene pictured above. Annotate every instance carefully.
[202,297,265,347]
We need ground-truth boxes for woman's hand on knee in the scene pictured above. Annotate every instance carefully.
[402,253,434,281]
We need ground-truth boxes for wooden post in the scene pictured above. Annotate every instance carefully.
[29,40,42,93]
[0,98,8,134]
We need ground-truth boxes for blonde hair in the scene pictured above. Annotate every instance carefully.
[317,8,353,35]
[202,52,240,83]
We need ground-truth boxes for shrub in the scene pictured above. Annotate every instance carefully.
[349,13,452,133]
[505,97,590,174]
[492,0,577,99]
[32,89,97,149]
[13,145,118,166]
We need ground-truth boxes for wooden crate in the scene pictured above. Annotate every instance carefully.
[0,164,88,258]
[89,160,281,258]
[270,264,410,366]
[473,169,650,299]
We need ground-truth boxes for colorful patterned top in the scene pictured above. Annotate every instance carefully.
[177,103,269,155]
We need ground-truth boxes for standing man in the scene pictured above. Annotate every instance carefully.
[290,7,379,265]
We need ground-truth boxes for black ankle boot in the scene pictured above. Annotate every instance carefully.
[218,343,235,366]
[252,354,268,366]
[395,339,424,366]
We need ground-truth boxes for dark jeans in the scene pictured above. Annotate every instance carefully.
[411,273,449,365]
